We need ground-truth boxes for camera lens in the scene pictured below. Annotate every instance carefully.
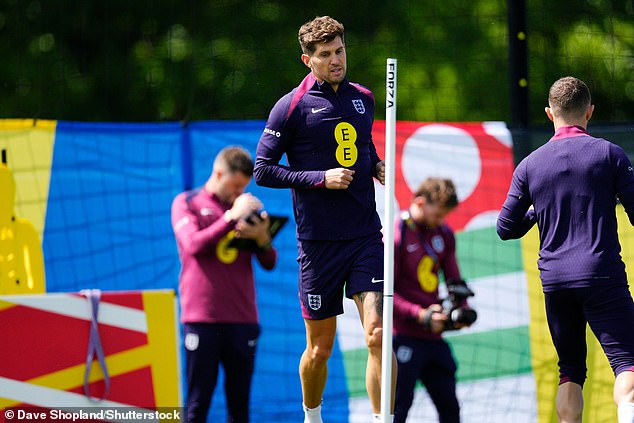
[451,308,477,325]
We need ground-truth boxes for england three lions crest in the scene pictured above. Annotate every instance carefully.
[307,294,322,310]
[352,99,365,114]
[432,235,445,253]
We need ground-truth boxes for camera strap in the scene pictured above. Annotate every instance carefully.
[400,211,440,270]
[184,187,202,212]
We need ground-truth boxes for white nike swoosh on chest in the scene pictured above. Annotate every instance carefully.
[406,244,420,252]
[311,107,328,113]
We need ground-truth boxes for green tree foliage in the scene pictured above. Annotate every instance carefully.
[0,0,632,123]
[528,0,634,122]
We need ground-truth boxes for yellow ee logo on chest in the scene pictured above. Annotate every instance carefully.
[216,231,238,264]
[417,256,439,293]
[334,122,358,167]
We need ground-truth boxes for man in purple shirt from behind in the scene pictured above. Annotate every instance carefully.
[393,178,472,423]
[172,146,277,423]
[254,16,395,423]
[497,77,634,423]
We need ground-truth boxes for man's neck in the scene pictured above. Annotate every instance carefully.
[313,74,340,92]
[554,119,587,132]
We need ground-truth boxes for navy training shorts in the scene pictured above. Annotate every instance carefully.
[297,231,384,320]
[544,283,634,386]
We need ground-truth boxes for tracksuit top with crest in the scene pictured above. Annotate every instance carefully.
[254,73,382,241]
[171,189,277,324]
[393,212,461,340]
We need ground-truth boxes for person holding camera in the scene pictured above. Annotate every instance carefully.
[171,146,277,423]
[393,177,475,423]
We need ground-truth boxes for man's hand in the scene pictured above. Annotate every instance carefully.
[417,304,447,334]
[324,167,354,189]
[376,161,385,185]
[235,211,272,247]
[226,193,263,221]
[325,168,355,189]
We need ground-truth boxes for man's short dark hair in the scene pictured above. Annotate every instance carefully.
[298,16,345,55]
[215,146,253,177]
[548,76,592,119]
[414,177,459,210]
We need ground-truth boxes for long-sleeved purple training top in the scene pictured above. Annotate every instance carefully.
[254,73,382,241]
[497,125,634,291]
[171,189,277,324]
[393,213,461,340]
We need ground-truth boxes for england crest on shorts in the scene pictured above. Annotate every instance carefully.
[396,345,413,363]
[184,333,199,351]
[352,99,365,114]
[308,294,322,310]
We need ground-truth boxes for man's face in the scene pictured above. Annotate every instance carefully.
[303,35,347,90]
[421,202,451,229]
[412,197,451,229]
[215,169,250,204]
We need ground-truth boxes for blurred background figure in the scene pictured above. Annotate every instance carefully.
[172,146,277,423]
[393,177,476,423]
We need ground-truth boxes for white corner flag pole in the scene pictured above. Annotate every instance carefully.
[381,57,397,423]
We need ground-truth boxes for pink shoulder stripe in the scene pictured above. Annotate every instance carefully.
[287,73,317,120]
[349,82,375,102]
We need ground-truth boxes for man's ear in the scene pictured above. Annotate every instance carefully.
[301,53,311,69]
[213,167,224,181]
[413,195,426,208]
[586,104,595,121]
[545,106,555,122]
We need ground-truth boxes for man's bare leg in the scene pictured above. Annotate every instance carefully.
[353,291,397,415]
[300,317,337,408]
[615,370,634,423]
[556,381,583,423]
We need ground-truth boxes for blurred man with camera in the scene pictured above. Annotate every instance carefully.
[171,146,277,423]
[393,177,476,423]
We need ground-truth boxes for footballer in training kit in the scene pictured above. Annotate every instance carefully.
[256,16,393,420]
[255,72,384,319]
[497,125,634,385]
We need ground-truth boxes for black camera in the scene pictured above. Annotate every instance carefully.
[440,279,477,331]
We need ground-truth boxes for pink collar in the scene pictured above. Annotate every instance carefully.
[551,125,588,141]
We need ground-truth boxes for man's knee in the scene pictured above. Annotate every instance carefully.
[366,325,383,353]
[614,369,634,404]
[304,316,337,367]
[306,343,333,366]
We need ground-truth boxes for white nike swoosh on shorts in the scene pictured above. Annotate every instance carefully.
[371,278,384,283]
